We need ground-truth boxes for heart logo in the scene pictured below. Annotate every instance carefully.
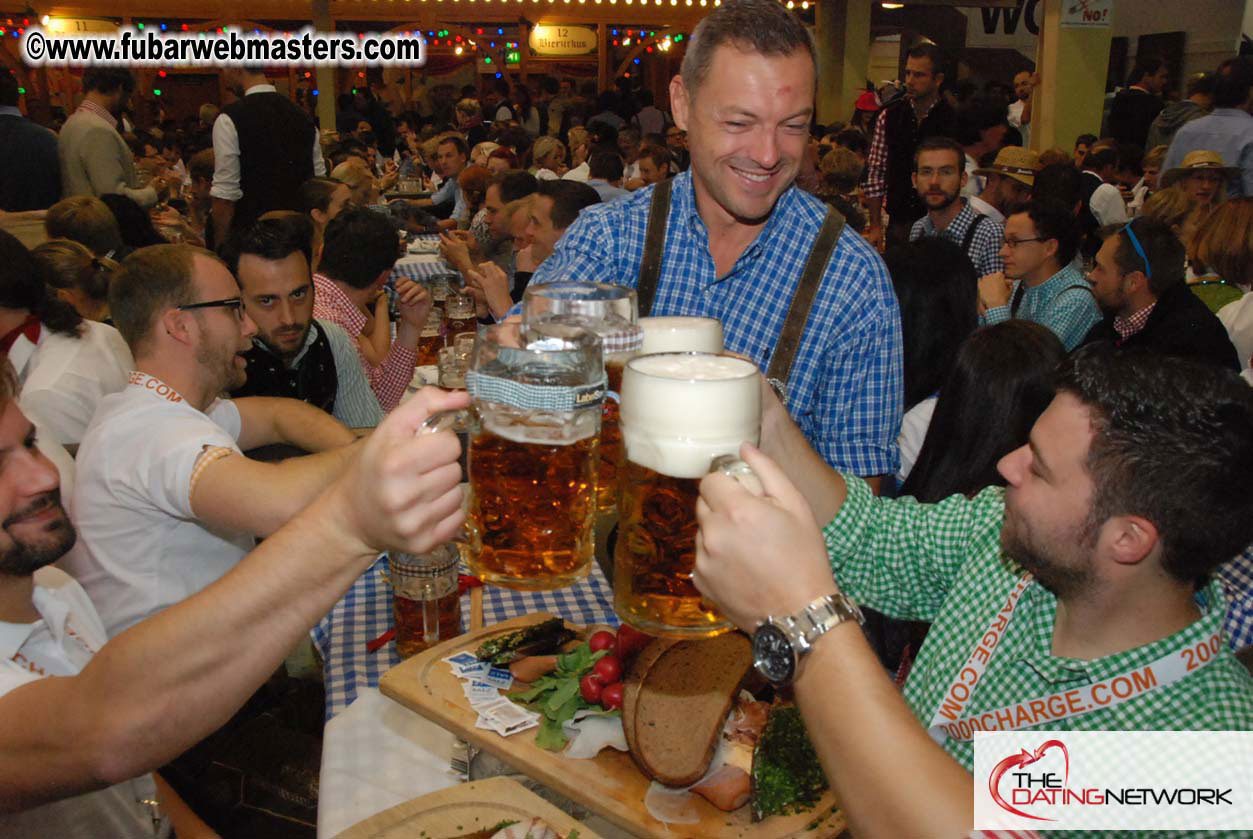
[988,739,1070,821]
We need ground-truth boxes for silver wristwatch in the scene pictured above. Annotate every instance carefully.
[752,592,864,685]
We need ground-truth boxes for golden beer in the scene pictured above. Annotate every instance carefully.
[416,307,444,367]
[597,357,628,514]
[613,353,760,638]
[468,427,598,589]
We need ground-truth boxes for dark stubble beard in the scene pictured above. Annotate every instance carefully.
[0,494,77,577]
[1000,512,1098,601]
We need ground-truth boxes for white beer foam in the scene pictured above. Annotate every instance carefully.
[620,353,760,479]
[639,316,724,355]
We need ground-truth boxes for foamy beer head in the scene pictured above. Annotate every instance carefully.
[620,353,760,479]
[638,316,724,355]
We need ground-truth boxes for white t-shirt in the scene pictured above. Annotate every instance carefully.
[896,396,938,486]
[1219,292,1253,370]
[65,373,253,637]
[10,320,133,446]
[562,161,590,183]
[0,567,167,839]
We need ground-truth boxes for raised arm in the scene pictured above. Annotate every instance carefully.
[0,387,469,814]
[693,446,973,838]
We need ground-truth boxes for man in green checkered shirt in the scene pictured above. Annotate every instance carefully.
[694,345,1253,836]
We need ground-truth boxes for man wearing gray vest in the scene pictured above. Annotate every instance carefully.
[522,0,903,487]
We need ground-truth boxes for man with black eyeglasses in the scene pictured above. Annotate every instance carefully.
[64,243,359,639]
[1080,217,1239,370]
[978,199,1101,351]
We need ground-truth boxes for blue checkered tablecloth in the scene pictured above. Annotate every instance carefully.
[312,554,618,720]
[392,236,456,283]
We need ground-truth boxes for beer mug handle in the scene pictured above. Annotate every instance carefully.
[417,408,471,436]
[709,454,764,497]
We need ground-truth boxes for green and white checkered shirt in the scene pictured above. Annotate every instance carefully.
[822,478,1253,774]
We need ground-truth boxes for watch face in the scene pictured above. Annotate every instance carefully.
[753,624,795,684]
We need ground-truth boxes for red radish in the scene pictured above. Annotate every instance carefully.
[579,673,604,704]
[592,655,623,685]
[601,682,624,710]
[588,630,616,653]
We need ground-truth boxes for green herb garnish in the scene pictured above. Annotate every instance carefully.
[509,643,618,751]
[751,706,828,821]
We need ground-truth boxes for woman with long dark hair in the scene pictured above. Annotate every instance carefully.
[885,237,979,484]
[900,320,1065,502]
[0,230,132,445]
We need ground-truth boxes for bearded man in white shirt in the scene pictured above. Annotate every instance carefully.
[0,357,467,835]
[64,243,361,637]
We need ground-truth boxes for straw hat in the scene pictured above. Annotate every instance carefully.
[1160,150,1240,188]
[973,146,1041,187]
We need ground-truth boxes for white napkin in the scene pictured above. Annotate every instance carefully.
[317,687,459,839]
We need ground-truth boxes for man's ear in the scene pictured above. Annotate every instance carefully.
[1104,514,1159,569]
[670,75,690,132]
[160,308,193,346]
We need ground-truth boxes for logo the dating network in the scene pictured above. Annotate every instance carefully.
[975,732,1253,831]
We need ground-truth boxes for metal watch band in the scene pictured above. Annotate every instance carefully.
[792,591,864,657]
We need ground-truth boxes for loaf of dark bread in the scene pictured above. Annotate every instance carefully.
[621,638,677,758]
[625,632,753,787]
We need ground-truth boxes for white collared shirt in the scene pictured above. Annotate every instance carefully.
[65,375,252,637]
[11,320,133,447]
[210,84,326,202]
[967,194,1006,224]
[0,567,167,839]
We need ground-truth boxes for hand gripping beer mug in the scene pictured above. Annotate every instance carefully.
[614,352,761,637]
[523,283,642,514]
[425,320,605,590]
[638,316,724,355]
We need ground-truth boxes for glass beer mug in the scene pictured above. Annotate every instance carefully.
[613,352,761,637]
[638,316,724,355]
[423,320,606,590]
[523,283,642,515]
[389,544,462,658]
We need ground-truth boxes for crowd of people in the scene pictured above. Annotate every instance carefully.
[1,0,1253,836]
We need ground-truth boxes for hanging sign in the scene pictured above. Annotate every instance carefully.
[1061,0,1112,28]
[529,25,597,57]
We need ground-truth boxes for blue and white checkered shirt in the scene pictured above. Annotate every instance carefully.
[982,262,1101,351]
[909,200,1006,277]
[526,171,904,476]
[1219,545,1253,651]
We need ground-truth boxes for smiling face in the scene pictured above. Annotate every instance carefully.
[1013,71,1033,101]
[236,251,314,362]
[671,44,813,227]
[525,195,560,263]
[996,392,1099,599]
[0,401,75,578]
[189,254,257,392]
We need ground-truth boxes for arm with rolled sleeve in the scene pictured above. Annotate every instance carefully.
[210,114,242,244]
[821,478,1004,621]
[323,321,384,427]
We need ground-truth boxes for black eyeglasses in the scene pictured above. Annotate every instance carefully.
[177,297,245,320]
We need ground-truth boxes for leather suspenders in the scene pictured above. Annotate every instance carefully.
[636,178,672,320]
[635,179,846,389]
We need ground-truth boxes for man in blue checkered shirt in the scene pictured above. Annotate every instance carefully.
[523,0,903,482]
[908,137,1005,278]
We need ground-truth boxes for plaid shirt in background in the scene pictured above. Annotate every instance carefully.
[527,170,904,476]
[1219,546,1253,651]
[981,263,1102,351]
[1112,302,1157,340]
[312,273,416,413]
[863,96,942,204]
[909,201,1006,277]
[822,478,1253,776]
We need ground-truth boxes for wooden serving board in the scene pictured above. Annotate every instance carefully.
[379,613,845,839]
[334,776,604,839]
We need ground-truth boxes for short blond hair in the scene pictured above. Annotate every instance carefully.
[1140,185,1197,231]
[532,136,566,170]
